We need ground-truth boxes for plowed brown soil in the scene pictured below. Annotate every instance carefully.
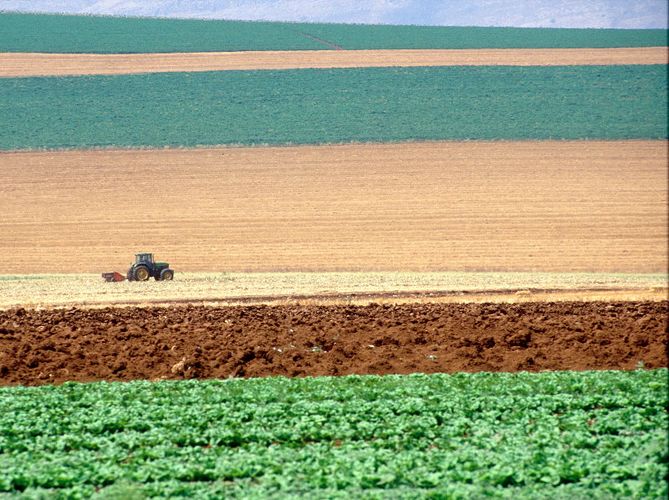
[0,301,665,386]
[1,141,666,273]
[1,47,666,77]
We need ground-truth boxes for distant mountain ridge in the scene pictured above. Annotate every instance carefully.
[1,0,668,28]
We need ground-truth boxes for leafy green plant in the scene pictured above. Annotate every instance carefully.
[0,370,666,498]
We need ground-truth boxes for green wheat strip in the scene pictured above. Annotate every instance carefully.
[0,65,666,150]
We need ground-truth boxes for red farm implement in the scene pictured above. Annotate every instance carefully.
[102,271,126,282]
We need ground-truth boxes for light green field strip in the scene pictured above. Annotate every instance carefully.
[0,272,666,309]
[1,13,666,53]
[0,370,666,498]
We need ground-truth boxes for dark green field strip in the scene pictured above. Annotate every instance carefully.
[0,370,666,498]
[0,13,322,53]
[307,23,669,50]
[0,13,666,53]
[0,65,666,150]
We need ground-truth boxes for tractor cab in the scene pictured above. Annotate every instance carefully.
[135,253,154,265]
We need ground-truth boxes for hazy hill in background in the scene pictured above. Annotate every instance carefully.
[2,0,667,28]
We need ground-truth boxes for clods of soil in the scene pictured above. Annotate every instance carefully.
[0,301,666,386]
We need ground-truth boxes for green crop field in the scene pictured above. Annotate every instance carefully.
[305,23,669,51]
[0,370,666,498]
[0,65,665,150]
[0,13,666,53]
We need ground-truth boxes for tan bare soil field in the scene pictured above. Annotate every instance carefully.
[0,141,666,274]
[0,47,666,77]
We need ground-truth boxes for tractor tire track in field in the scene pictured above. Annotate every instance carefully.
[0,47,665,77]
[297,32,345,50]
[0,301,665,386]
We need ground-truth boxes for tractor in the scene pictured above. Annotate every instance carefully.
[126,253,174,281]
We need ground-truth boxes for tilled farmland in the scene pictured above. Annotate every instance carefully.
[2,47,666,77]
[2,12,668,498]
[0,301,665,386]
[2,141,667,274]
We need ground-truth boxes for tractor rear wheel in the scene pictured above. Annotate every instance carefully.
[160,269,174,281]
[134,266,150,281]
[127,268,135,282]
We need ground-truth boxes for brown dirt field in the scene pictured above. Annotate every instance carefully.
[0,301,665,386]
[1,141,666,274]
[0,47,666,77]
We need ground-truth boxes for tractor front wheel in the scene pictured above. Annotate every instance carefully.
[160,269,174,281]
[134,266,150,281]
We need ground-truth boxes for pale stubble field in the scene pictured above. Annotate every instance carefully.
[1,271,666,309]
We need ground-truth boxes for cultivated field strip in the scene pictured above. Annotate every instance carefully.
[1,272,666,309]
[3,65,665,150]
[1,47,666,77]
[0,141,666,274]
[1,371,666,498]
[0,302,666,385]
[3,13,666,53]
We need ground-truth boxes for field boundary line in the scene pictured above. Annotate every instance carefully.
[0,138,666,156]
[3,287,666,311]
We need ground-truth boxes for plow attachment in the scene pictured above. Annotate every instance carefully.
[102,272,126,282]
